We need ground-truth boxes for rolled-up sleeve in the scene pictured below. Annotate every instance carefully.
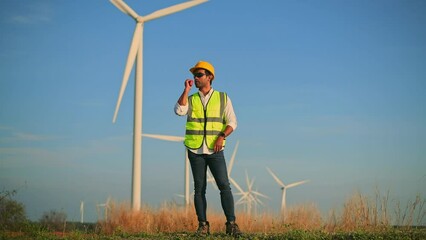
[174,102,188,116]
[224,96,237,131]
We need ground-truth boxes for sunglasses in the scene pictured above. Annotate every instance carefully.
[193,72,206,78]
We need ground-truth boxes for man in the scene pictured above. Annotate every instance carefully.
[174,61,241,236]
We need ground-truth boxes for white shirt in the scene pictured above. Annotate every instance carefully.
[174,88,237,154]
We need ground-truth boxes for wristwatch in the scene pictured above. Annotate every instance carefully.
[218,132,226,138]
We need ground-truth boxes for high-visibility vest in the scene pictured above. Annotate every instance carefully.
[184,91,227,150]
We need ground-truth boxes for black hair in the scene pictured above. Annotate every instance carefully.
[205,69,212,76]
[205,69,214,84]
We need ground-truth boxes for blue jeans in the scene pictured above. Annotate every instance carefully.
[188,150,236,223]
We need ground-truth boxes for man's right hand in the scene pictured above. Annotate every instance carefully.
[178,79,193,106]
[185,79,193,92]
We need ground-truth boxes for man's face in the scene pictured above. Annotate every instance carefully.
[193,69,210,88]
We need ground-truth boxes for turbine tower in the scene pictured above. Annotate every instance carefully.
[141,133,190,206]
[266,167,309,216]
[109,0,208,211]
[80,201,84,224]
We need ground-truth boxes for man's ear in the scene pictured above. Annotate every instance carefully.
[208,74,214,82]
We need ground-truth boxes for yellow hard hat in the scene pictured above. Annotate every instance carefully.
[189,61,215,79]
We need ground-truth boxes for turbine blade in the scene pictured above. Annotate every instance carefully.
[229,177,245,194]
[112,24,142,123]
[252,191,269,199]
[266,167,285,187]
[234,192,244,196]
[249,178,256,190]
[236,197,246,205]
[142,133,184,142]
[110,0,127,15]
[206,170,214,181]
[245,170,251,190]
[248,194,256,202]
[287,180,309,188]
[227,140,239,176]
[110,0,139,20]
[143,0,208,22]
[206,170,218,189]
[255,197,265,206]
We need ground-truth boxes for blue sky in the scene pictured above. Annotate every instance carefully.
[1,0,425,223]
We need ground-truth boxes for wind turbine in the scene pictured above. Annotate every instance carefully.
[266,167,309,216]
[229,170,268,216]
[96,197,111,221]
[109,0,208,211]
[80,201,84,224]
[141,133,190,206]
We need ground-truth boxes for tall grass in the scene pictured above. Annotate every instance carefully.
[327,190,391,232]
[98,191,425,235]
[394,194,426,227]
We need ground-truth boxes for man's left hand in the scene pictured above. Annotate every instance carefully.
[214,137,224,152]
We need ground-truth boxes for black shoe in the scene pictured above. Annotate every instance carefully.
[196,221,210,236]
[225,221,242,237]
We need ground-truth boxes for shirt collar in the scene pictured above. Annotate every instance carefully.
[198,88,214,98]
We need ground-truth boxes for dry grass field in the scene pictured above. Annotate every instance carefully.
[97,191,424,234]
[1,191,425,239]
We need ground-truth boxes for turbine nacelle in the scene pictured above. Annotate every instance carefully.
[136,17,145,23]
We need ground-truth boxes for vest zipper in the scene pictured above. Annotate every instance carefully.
[201,91,213,146]
[203,108,207,144]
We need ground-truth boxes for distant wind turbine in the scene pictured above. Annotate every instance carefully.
[109,0,208,211]
[141,133,190,206]
[230,170,268,216]
[266,167,309,216]
[96,197,111,221]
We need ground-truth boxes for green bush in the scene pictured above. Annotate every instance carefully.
[0,189,28,231]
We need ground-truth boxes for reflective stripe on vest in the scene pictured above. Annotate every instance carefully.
[184,91,227,150]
